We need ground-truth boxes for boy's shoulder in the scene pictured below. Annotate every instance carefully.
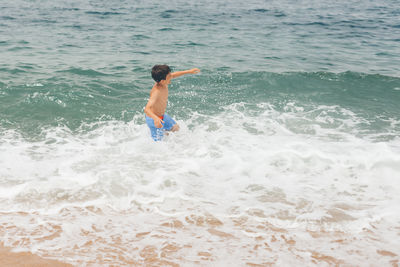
[150,84,164,95]
[151,83,167,91]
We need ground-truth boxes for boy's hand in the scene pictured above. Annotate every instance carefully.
[154,117,164,128]
[190,68,200,74]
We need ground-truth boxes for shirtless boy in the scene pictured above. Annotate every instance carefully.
[144,64,200,141]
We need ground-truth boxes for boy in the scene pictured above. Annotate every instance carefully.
[144,64,200,141]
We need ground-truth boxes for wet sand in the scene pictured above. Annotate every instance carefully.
[0,244,72,267]
[1,209,399,266]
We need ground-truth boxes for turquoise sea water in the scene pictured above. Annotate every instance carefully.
[1,0,400,134]
[1,0,400,265]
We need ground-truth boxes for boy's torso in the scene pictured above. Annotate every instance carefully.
[149,84,168,117]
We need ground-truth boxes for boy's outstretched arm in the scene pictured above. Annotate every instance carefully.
[171,68,200,79]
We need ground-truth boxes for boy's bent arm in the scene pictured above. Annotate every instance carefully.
[144,106,159,121]
[144,102,164,128]
[171,68,200,79]
[144,97,161,121]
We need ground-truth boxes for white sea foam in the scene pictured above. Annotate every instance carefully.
[0,102,399,265]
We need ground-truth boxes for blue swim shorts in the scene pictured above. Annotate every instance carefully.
[145,113,177,141]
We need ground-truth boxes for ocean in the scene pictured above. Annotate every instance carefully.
[1,0,400,265]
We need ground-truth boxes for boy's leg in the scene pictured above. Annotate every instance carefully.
[171,124,180,132]
[145,116,164,141]
[163,114,179,132]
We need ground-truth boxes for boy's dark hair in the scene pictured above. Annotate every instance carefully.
[151,64,171,83]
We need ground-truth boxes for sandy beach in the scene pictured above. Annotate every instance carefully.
[0,243,72,267]
[1,208,399,266]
